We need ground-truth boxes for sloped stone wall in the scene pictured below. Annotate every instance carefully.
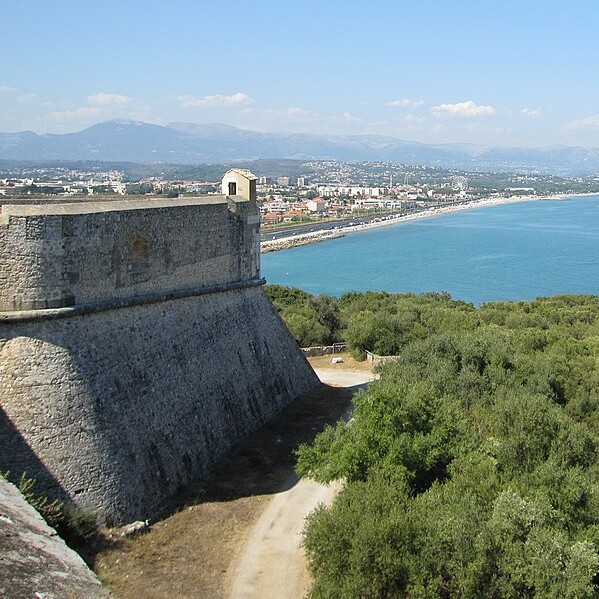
[0,286,317,524]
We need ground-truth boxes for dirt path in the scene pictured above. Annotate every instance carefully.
[94,358,373,599]
[228,368,374,599]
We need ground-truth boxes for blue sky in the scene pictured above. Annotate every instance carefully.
[2,0,599,147]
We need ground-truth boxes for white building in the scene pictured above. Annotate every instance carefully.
[306,199,326,213]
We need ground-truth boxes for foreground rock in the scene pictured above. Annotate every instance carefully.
[0,478,110,599]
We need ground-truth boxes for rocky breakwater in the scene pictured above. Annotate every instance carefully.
[261,229,344,253]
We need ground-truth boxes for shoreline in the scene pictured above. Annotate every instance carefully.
[260,193,590,253]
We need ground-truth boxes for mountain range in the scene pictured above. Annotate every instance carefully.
[1,120,598,175]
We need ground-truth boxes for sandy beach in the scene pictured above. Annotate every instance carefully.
[261,194,559,253]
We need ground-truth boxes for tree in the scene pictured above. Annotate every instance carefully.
[292,291,599,597]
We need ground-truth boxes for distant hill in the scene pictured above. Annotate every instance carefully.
[1,120,598,175]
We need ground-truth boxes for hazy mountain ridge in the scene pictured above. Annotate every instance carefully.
[1,120,598,174]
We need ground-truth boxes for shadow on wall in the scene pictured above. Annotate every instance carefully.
[0,404,70,502]
[173,381,357,506]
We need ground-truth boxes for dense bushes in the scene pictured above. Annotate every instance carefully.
[282,288,599,598]
[265,285,475,353]
[266,285,342,346]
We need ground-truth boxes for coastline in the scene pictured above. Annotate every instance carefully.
[260,193,586,253]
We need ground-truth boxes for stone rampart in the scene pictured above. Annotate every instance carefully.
[0,179,318,524]
[0,285,317,524]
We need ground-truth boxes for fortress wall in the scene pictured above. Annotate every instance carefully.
[0,197,260,312]
[0,177,313,526]
[0,285,318,525]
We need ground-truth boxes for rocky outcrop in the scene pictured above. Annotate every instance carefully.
[0,478,110,599]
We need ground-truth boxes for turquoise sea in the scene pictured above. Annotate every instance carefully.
[261,195,599,304]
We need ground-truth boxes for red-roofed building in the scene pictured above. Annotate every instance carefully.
[282,210,305,222]
[262,212,282,225]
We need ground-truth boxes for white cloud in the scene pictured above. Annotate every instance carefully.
[520,107,542,118]
[405,114,425,123]
[17,93,37,104]
[0,86,16,94]
[177,92,252,108]
[88,93,132,106]
[44,94,132,124]
[431,100,496,117]
[46,106,104,122]
[566,114,599,130]
[287,106,314,117]
[342,112,361,122]
[388,98,423,108]
[388,99,411,107]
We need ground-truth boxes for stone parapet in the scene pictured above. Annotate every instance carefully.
[0,195,260,312]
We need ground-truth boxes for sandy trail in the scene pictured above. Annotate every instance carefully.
[228,368,374,599]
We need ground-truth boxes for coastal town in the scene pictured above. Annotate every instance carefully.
[3,160,599,203]
[3,159,598,252]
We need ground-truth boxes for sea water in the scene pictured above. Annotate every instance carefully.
[261,195,599,304]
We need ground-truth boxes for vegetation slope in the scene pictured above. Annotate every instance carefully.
[265,286,599,598]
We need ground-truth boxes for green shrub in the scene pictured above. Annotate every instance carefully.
[293,292,599,597]
[12,472,97,546]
